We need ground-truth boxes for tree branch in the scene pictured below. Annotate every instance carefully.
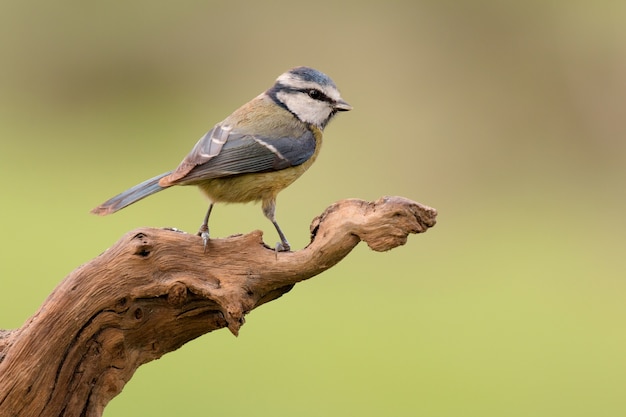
[0,196,436,417]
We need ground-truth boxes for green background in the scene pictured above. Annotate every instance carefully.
[1,1,625,416]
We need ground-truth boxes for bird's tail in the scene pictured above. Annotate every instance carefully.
[90,171,173,216]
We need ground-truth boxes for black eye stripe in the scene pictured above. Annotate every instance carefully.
[267,83,333,108]
[305,89,331,102]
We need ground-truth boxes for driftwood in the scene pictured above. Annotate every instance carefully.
[0,196,437,417]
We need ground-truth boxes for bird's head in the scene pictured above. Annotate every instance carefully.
[267,66,352,129]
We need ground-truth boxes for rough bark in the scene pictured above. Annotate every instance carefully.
[0,196,437,417]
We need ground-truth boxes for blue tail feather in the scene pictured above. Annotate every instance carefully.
[91,171,173,215]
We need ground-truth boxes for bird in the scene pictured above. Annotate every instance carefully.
[91,66,351,252]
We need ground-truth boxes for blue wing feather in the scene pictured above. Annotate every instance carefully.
[173,129,317,184]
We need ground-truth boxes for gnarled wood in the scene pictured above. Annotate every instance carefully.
[0,196,436,417]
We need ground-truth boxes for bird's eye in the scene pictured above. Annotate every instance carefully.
[307,89,323,100]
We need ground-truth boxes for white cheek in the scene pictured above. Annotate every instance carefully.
[296,102,332,126]
[277,91,331,126]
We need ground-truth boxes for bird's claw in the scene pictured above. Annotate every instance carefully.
[201,231,210,252]
[274,241,291,253]
[197,225,210,253]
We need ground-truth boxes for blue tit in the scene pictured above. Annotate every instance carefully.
[91,66,351,251]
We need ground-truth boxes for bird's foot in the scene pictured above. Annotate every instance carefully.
[197,225,210,252]
[274,241,291,253]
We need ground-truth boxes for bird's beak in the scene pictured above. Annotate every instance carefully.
[334,99,352,112]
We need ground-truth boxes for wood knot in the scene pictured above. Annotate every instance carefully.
[113,297,129,313]
[131,232,152,257]
[167,282,188,307]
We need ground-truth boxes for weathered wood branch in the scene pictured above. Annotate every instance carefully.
[0,196,436,417]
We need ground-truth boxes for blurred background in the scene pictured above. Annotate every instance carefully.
[1,0,625,416]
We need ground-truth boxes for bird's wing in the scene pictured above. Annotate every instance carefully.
[160,124,231,185]
[160,124,316,186]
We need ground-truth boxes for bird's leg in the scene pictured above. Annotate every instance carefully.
[272,220,291,252]
[262,198,290,252]
[197,203,214,251]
